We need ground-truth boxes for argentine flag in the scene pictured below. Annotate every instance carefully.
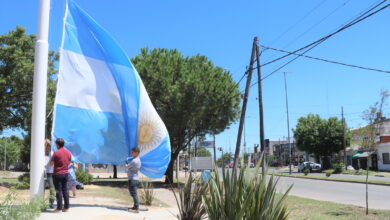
[52,0,171,178]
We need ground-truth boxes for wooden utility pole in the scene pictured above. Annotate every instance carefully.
[255,38,266,178]
[213,135,217,164]
[342,106,347,170]
[254,144,258,166]
[232,37,256,179]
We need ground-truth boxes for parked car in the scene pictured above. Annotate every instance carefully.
[298,162,321,172]
[228,163,234,168]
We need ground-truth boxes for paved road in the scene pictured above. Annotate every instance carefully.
[217,168,390,210]
[270,168,390,182]
[274,176,390,210]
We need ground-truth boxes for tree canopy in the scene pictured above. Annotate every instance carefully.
[293,114,347,167]
[131,48,241,182]
[217,152,233,166]
[0,26,58,166]
[194,147,212,157]
[0,136,23,170]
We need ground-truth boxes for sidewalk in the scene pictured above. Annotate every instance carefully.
[37,185,179,220]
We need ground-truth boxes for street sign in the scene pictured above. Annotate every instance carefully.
[198,141,213,148]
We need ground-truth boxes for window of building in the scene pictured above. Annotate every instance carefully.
[383,153,390,165]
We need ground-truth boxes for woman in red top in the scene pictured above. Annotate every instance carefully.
[50,138,71,212]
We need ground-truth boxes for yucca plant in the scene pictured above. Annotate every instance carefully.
[203,153,292,220]
[141,179,154,206]
[172,174,208,220]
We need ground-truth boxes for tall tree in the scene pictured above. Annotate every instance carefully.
[193,147,212,157]
[293,114,346,169]
[0,26,58,166]
[0,136,23,170]
[361,89,389,215]
[217,152,233,167]
[131,48,241,183]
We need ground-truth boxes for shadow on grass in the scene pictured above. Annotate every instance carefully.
[92,179,183,189]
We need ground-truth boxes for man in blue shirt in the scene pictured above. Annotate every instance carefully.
[126,147,141,213]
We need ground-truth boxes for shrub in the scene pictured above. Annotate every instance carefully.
[333,163,344,174]
[75,170,93,184]
[172,174,208,220]
[303,169,310,176]
[16,173,30,189]
[141,179,154,206]
[0,189,43,220]
[325,170,333,177]
[203,153,291,220]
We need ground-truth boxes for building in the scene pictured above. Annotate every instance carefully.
[346,118,390,171]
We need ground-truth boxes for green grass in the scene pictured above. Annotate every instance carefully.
[272,173,390,185]
[341,170,390,177]
[0,178,18,183]
[287,195,390,220]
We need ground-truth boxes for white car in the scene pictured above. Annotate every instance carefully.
[298,162,321,172]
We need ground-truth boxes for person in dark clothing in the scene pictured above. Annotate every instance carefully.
[50,138,71,212]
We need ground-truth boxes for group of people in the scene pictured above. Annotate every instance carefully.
[44,138,142,214]
[44,138,79,212]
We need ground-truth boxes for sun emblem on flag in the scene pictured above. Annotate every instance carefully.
[138,112,163,153]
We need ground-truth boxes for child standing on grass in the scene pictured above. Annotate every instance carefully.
[125,147,141,213]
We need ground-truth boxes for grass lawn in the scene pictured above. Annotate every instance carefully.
[273,173,390,185]
[287,195,390,220]
[0,178,18,183]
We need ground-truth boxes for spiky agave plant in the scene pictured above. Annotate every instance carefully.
[203,153,292,220]
[141,179,154,206]
[172,174,208,220]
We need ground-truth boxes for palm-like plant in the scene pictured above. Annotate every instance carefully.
[203,154,292,220]
[172,174,208,220]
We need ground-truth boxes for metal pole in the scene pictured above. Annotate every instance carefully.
[4,138,6,171]
[342,106,347,170]
[282,72,292,175]
[30,0,50,199]
[255,39,266,177]
[232,37,256,179]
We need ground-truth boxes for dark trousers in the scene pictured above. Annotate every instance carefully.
[53,173,69,210]
[46,173,55,206]
[128,179,139,209]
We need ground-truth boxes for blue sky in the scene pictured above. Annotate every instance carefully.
[1,0,389,159]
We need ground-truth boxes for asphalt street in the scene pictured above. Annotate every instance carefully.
[274,176,390,210]
[217,168,390,210]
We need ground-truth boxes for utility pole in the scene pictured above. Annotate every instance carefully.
[281,72,292,175]
[255,38,266,178]
[194,136,198,157]
[232,37,256,179]
[3,138,6,171]
[342,106,347,170]
[254,144,258,166]
[188,141,191,173]
[213,135,216,164]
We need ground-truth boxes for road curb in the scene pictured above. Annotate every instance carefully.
[272,174,390,186]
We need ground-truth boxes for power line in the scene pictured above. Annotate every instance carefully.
[262,0,389,67]
[246,1,390,89]
[259,45,390,74]
[266,0,328,47]
[263,0,350,62]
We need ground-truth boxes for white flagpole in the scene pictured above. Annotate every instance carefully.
[30,0,50,198]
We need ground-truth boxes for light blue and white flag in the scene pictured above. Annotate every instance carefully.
[52,0,171,178]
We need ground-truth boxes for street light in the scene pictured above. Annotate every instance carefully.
[218,147,224,167]
[279,72,292,175]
